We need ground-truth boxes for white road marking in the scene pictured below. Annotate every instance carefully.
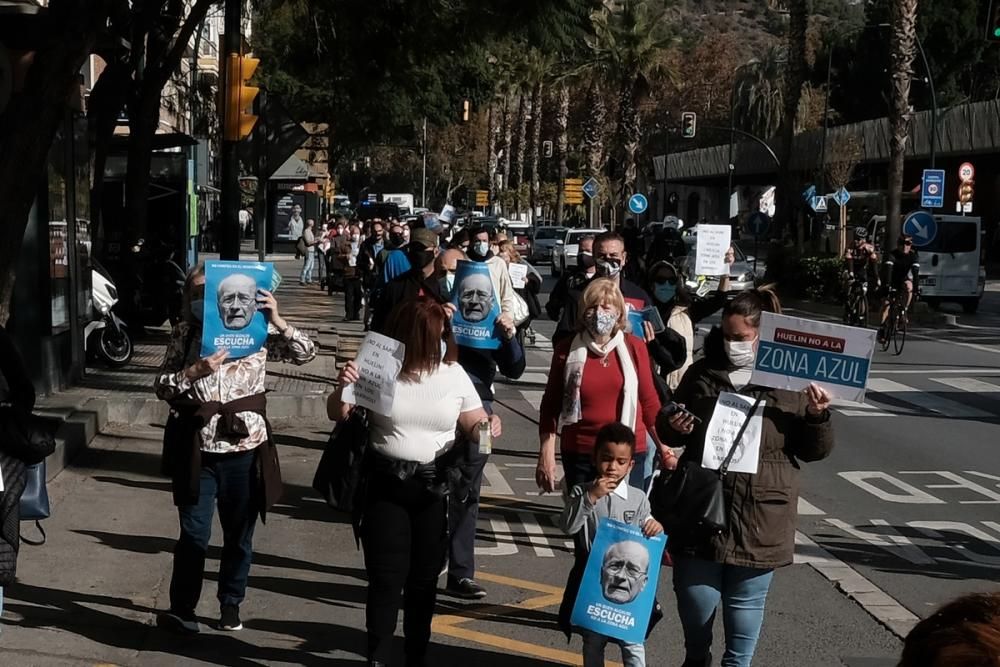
[519,390,544,411]
[475,517,519,556]
[481,463,514,496]
[874,368,1000,375]
[797,497,826,515]
[794,531,919,637]
[867,378,994,418]
[507,372,549,385]
[931,377,1000,393]
[518,512,555,557]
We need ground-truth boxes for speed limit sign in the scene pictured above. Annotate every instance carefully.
[959,162,976,183]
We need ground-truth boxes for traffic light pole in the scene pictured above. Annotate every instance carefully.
[220,0,242,260]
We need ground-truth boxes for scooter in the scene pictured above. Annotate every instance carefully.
[84,260,133,368]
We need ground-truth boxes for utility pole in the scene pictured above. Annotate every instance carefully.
[421,116,427,208]
[220,0,242,260]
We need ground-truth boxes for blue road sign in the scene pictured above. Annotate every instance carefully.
[802,184,816,202]
[628,193,648,214]
[582,177,599,199]
[810,195,828,213]
[903,210,937,247]
[746,211,770,236]
[833,187,851,207]
[921,169,945,209]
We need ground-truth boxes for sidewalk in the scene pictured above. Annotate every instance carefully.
[34,258,358,480]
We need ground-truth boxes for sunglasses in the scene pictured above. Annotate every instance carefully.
[901,240,913,246]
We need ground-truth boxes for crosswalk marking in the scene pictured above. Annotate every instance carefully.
[931,377,1000,394]
[482,463,514,496]
[519,390,544,411]
[518,512,555,557]
[867,378,994,419]
[507,372,549,385]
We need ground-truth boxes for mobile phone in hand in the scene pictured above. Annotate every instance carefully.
[662,401,703,425]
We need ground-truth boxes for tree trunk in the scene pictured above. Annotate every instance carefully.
[500,93,513,200]
[529,81,543,223]
[620,80,641,201]
[124,81,165,247]
[486,101,500,209]
[584,77,607,180]
[87,61,131,257]
[513,92,531,216]
[0,2,112,323]
[555,84,570,225]
[776,0,809,251]
[887,0,919,250]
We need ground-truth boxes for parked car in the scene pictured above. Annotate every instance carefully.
[504,221,532,255]
[528,225,565,264]
[676,238,759,295]
[552,228,602,277]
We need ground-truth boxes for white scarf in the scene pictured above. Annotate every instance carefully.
[560,330,638,430]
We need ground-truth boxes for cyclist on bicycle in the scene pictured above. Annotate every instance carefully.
[878,234,919,343]
[844,226,880,286]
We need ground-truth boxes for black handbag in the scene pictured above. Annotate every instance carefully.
[312,408,370,512]
[19,461,50,545]
[650,396,763,536]
[0,406,56,465]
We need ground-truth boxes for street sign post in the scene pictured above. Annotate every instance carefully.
[563,178,584,206]
[959,162,975,183]
[582,177,599,199]
[903,210,937,247]
[628,193,648,215]
[920,169,945,209]
[745,212,770,272]
[833,187,851,207]
[810,195,828,213]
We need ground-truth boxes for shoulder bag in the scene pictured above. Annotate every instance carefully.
[312,407,369,513]
[649,395,763,536]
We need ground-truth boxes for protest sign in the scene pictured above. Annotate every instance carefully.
[201,261,274,359]
[694,224,732,275]
[702,392,765,475]
[750,312,876,403]
[571,518,665,644]
[342,332,405,416]
[508,262,528,289]
[451,260,500,350]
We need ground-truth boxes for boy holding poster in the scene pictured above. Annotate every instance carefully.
[558,423,665,667]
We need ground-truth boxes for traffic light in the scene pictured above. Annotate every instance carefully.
[681,111,697,139]
[224,54,259,141]
[988,0,1000,41]
[543,140,553,158]
[959,180,974,204]
[462,99,471,122]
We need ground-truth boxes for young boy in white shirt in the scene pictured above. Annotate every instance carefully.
[559,422,664,667]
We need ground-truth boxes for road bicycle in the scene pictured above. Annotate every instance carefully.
[842,278,869,328]
[879,287,908,355]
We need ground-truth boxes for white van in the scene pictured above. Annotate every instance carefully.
[870,215,985,313]
[381,193,415,216]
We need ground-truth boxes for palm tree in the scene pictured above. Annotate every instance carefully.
[732,47,786,141]
[554,83,571,224]
[775,0,809,248]
[529,79,544,221]
[887,0,919,248]
[513,91,532,215]
[486,101,501,207]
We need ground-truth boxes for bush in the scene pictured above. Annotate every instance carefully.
[787,255,847,303]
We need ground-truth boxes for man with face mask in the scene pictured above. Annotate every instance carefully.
[375,221,412,286]
[547,235,597,343]
[435,247,524,601]
[370,228,450,334]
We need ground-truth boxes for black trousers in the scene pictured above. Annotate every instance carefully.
[362,472,448,664]
[447,399,492,580]
[344,277,363,320]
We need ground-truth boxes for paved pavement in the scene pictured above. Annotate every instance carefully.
[9,254,1000,665]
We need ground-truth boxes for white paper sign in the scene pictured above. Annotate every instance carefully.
[750,312,876,403]
[342,332,405,416]
[695,224,732,276]
[702,392,765,475]
[508,263,528,289]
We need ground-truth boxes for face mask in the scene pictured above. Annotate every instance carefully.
[336,227,344,235]
[654,283,677,303]
[579,251,596,270]
[351,234,360,242]
[440,272,456,296]
[189,299,204,323]
[586,309,617,337]
[389,232,405,247]
[472,241,490,258]
[596,259,622,278]
[724,338,757,368]
[408,249,435,269]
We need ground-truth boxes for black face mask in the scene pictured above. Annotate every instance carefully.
[408,248,435,269]
[579,252,596,269]
[389,232,405,247]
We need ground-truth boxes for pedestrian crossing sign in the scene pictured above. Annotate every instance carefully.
[811,196,828,213]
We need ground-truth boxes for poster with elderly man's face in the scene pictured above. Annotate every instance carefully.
[201,260,275,359]
[571,518,665,644]
[451,260,500,350]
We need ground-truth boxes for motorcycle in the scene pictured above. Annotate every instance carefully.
[85,260,134,367]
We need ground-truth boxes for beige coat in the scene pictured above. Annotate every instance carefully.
[666,305,694,391]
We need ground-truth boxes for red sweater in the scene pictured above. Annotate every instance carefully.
[539,335,661,455]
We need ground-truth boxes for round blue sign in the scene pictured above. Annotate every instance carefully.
[746,211,770,236]
[902,210,937,247]
[628,193,648,215]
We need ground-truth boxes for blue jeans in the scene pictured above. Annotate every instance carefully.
[672,556,775,667]
[562,450,647,492]
[300,248,315,283]
[582,631,645,667]
[169,450,258,613]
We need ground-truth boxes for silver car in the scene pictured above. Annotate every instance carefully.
[677,238,760,295]
[529,226,566,264]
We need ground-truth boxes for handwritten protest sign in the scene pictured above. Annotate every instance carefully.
[571,518,666,643]
[694,224,732,276]
[750,312,876,403]
[342,332,405,416]
[702,392,765,475]
[201,261,274,359]
[508,263,528,289]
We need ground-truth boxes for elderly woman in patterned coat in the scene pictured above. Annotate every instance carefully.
[154,265,315,634]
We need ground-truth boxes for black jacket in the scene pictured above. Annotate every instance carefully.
[370,269,446,334]
[0,328,37,585]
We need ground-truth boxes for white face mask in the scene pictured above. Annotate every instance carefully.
[724,338,757,368]
[473,240,490,257]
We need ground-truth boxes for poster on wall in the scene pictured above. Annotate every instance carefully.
[274,193,307,241]
[201,260,274,359]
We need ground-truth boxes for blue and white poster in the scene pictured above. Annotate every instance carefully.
[571,518,666,643]
[451,260,500,350]
[201,260,274,359]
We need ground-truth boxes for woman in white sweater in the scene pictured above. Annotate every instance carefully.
[327,298,500,667]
